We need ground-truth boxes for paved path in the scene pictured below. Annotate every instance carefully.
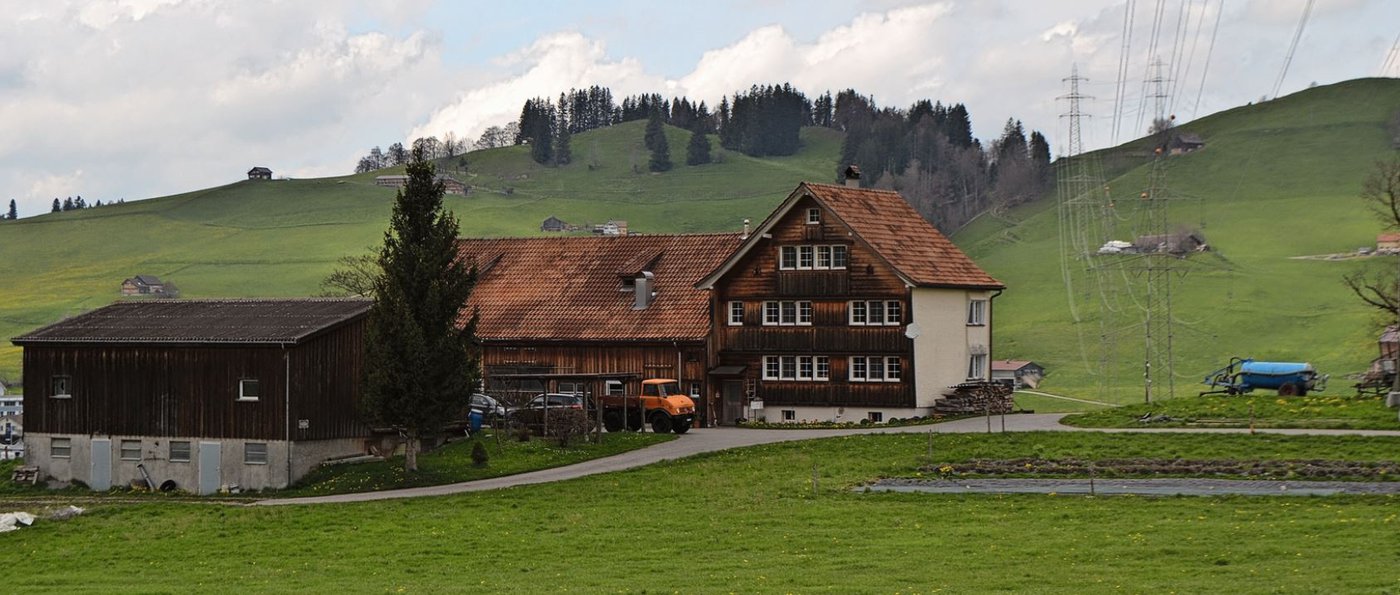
[254,414,1400,506]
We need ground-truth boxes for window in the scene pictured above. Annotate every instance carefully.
[968,299,988,326]
[798,245,814,268]
[816,245,832,268]
[238,378,260,401]
[806,208,821,224]
[780,246,798,269]
[51,437,72,458]
[779,244,848,270]
[728,301,744,326]
[832,245,848,268]
[763,355,831,382]
[606,380,625,396]
[782,410,796,421]
[968,353,988,380]
[849,301,902,326]
[120,440,142,461]
[244,443,269,465]
[170,441,191,463]
[868,412,883,423]
[51,375,71,399]
[690,383,701,398]
[763,301,812,326]
[850,356,903,382]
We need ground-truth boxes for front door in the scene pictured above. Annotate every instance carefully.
[721,381,744,425]
[90,438,112,491]
[198,441,222,495]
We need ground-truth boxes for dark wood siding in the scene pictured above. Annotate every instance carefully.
[712,194,915,408]
[22,321,367,441]
[481,341,710,417]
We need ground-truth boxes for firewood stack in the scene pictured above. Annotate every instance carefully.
[933,382,1014,415]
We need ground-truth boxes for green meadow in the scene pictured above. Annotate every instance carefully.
[4,431,1398,592]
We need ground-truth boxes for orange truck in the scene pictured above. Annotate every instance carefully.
[598,378,696,434]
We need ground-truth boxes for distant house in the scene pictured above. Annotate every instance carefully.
[540,216,568,232]
[1168,133,1205,155]
[991,360,1046,389]
[120,275,178,297]
[375,174,467,195]
[595,219,628,236]
[0,392,18,415]
[1378,233,1400,253]
[0,414,23,461]
[1134,231,1208,255]
[12,298,372,493]
[248,167,273,180]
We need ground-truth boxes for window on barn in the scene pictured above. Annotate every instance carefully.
[51,375,72,399]
[238,378,260,401]
[170,441,191,463]
[52,437,72,458]
[244,443,269,465]
[120,440,142,461]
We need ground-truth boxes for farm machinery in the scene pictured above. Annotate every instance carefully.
[1200,357,1328,396]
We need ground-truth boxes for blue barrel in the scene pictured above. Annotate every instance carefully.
[469,410,484,433]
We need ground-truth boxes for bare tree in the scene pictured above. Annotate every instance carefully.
[1343,157,1400,318]
[320,252,379,297]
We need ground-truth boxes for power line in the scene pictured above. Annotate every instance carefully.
[1271,0,1315,100]
[1111,0,1137,145]
[1380,32,1400,77]
[1191,0,1225,118]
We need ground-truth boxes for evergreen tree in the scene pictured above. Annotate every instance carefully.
[685,128,712,166]
[51,199,60,213]
[5,200,15,220]
[62,197,74,211]
[645,108,672,172]
[361,147,480,472]
[554,93,572,166]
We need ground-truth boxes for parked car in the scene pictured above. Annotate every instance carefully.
[470,393,507,421]
[507,393,591,433]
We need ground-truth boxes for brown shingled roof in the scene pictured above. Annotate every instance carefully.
[698,182,1003,289]
[11,298,371,345]
[458,233,743,342]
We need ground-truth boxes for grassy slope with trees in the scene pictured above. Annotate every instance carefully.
[956,78,1400,408]
[0,122,841,381]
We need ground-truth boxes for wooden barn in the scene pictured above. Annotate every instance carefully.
[457,233,742,424]
[12,298,371,493]
[247,166,272,180]
[696,177,1005,424]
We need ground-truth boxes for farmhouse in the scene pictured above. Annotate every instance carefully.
[247,166,272,180]
[540,215,569,232]
[1378,233,1400,253]
[458,233,743,421]
[12,298,371,493]
[1168,132,1206,155]
[120,274,177,297]
[991,359,1046,389]
[697,178,1004,423]
[376,174,468,195]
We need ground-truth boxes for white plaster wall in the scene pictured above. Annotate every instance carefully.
[910,288,994,407]
[760,405,935,424]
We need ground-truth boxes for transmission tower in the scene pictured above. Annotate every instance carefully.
[1134,56,1182,404]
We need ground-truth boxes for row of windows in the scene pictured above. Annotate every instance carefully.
[50,376,263,402]
[50,438,268,465]
[778,244,849,270]
[849,356,902,382]
[780,409,884,423]
[762,355,902,382]
[728,299,989,327]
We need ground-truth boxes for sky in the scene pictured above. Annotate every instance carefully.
[1,0,1396,218]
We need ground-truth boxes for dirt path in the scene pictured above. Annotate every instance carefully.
[253,414,1400,506]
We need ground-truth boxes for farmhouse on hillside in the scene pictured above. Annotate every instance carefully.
[247,166,272,180]
[540,215,569,232]
[12,298,371,493]
[120,274,178,297]
[376,174,469,195]
[459,177,1005,425]
[1168,132,1206,155]
[1377,233,1400,253]
[991,360,1046,389]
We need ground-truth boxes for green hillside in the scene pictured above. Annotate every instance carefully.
[0,122,841,381]
[956,78,1400,409]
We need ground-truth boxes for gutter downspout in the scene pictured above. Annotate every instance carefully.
[988,289,1004,378]
[284,347,292,489]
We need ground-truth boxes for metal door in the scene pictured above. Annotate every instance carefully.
[198,441,222,495]
[722,381,744,425]
[90,438,112,491]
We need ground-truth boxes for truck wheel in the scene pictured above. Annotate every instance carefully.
[1278,382,1300,397]
[603,411,624,432]
[672,420,691,434]
[649,413,673,434]
[626,413,643,432]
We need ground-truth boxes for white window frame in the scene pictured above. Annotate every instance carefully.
[764,355,829,382]
[120,440,142,461]
[780,356,797,380]
[52,437,72,458]
[727,301,744,326]
[968,299,988,326]
[51,375,72,399]
[780,244,848,270]
[244,442,269,465]
[832,245,849,268]
[968,353,988,380]
[849,301,867,325]
[606,380,625,396]
[780,246,798,270]
[849,301,901,326]
[885,300,902,325]
[238,378,260,402]
[798,301,813,325]
[815,356,830,380]
[850,356,902,383]
[850,356,867,381]
[868,411,883,423]
[782,410,796,421]
[764,301,780,325]
[764,301,811,326]
[806,208,821,225]
[886,357,902,381]
[868,301,885,325]
[868,357,885,381]
[816,245,832,268]
[763,356,780,380]
[798,245,814,269]
[170,441,191,463]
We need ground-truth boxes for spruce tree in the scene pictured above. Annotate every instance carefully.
[685,128,711,166]
[554,93,572,166]
[361,147,480,472]
[645,108,672,172]
[51,199,60,213]
[5,200,15,220]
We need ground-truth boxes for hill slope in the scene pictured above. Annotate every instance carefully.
[0,122,840,380]
[955,78,1400,409]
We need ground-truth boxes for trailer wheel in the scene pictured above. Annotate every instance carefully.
[649,413,673,434]
[603,411,624,432]
[1278,382,1300,397]
[1296,387,1308,397]
[672,420,691,434]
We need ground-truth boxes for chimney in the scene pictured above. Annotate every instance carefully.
[741,218,751,240]
[633,271,655,310]
[843,165,861,188]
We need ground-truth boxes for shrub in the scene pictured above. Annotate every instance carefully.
[470,441,489,468]
[546,409,592,448]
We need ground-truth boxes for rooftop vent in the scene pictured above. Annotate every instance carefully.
[633,271,656,310]
[843,165,861,188]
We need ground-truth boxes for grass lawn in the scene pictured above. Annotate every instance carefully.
[3,432,1399,592]
[1060,393,1400,430]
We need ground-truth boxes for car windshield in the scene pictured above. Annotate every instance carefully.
[642,382,680,397]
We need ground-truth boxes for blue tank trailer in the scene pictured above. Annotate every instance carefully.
[1200,357,1328,396]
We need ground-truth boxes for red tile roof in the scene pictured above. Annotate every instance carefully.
[991,359,1036,372]
[458,233,743,342]
[802,183,1003,289]
[12,298,370,345]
